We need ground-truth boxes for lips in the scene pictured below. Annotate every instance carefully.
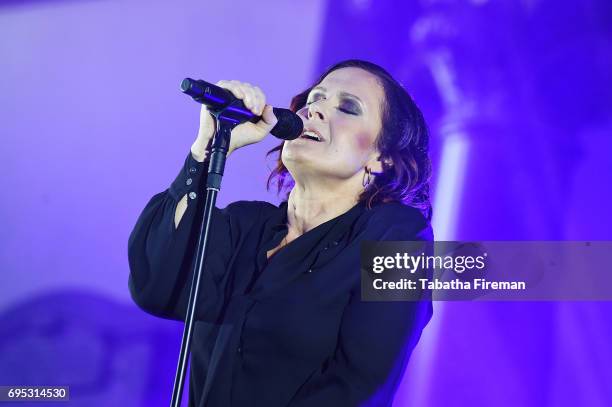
[300,128,324,142]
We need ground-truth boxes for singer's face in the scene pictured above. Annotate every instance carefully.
[282,67,384,181]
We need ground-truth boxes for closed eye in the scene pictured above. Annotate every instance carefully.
[338,100,360,115]
[306,92,362,115]
[306,92,325,106]
[338,107,357,115]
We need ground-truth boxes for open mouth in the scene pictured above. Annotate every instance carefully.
[300,130,323,142]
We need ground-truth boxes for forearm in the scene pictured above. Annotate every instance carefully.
[128,190,191,318]
[174,140,215,229]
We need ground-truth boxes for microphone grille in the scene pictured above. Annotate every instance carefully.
[271,108,304,140]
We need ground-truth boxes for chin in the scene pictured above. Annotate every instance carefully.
[282,147,315,167]
[283,156,324,180]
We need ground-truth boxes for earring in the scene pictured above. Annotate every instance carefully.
[362,166,372,187]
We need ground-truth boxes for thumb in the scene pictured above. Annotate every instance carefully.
[259,104,278,130]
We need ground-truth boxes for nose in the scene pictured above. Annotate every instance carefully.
[310,112,325,122]
[309,104,325,121]
[299,99,326,122]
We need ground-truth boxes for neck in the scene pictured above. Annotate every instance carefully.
[286,175,362,236]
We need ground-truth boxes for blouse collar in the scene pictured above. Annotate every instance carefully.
[269,200,366,234]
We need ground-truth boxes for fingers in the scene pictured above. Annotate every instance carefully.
[251,86,265,116]
[216,80,266,116]
[242,86,258,114]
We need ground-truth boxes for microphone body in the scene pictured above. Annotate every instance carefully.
[181,78,302,140]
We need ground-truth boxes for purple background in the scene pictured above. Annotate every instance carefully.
[1,0,611,406]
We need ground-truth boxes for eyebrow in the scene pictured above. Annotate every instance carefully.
[310,86,364,106]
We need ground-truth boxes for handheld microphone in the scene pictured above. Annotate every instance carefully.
[180,78,303,140]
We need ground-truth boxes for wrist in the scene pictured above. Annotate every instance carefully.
[191,138,211,162]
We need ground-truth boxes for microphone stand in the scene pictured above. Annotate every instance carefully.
[169,103,240,407]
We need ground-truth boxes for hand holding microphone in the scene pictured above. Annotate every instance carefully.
[182,79,303,162]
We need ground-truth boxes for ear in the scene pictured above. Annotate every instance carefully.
[367,152,391,175]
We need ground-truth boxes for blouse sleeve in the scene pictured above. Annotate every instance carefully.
[287,210,434,407]
[127,151,237,322]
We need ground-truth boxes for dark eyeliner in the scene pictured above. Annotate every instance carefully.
[338,101,360,115]
[338,107,357,115]
[306,91,325,106]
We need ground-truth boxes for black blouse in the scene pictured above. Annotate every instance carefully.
[128,152,434,407]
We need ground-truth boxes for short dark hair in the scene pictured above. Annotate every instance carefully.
[266,59,432,220]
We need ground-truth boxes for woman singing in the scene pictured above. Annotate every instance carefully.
[128,59,433,407]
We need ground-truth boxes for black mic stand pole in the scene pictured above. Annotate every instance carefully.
[170,105,238,407]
